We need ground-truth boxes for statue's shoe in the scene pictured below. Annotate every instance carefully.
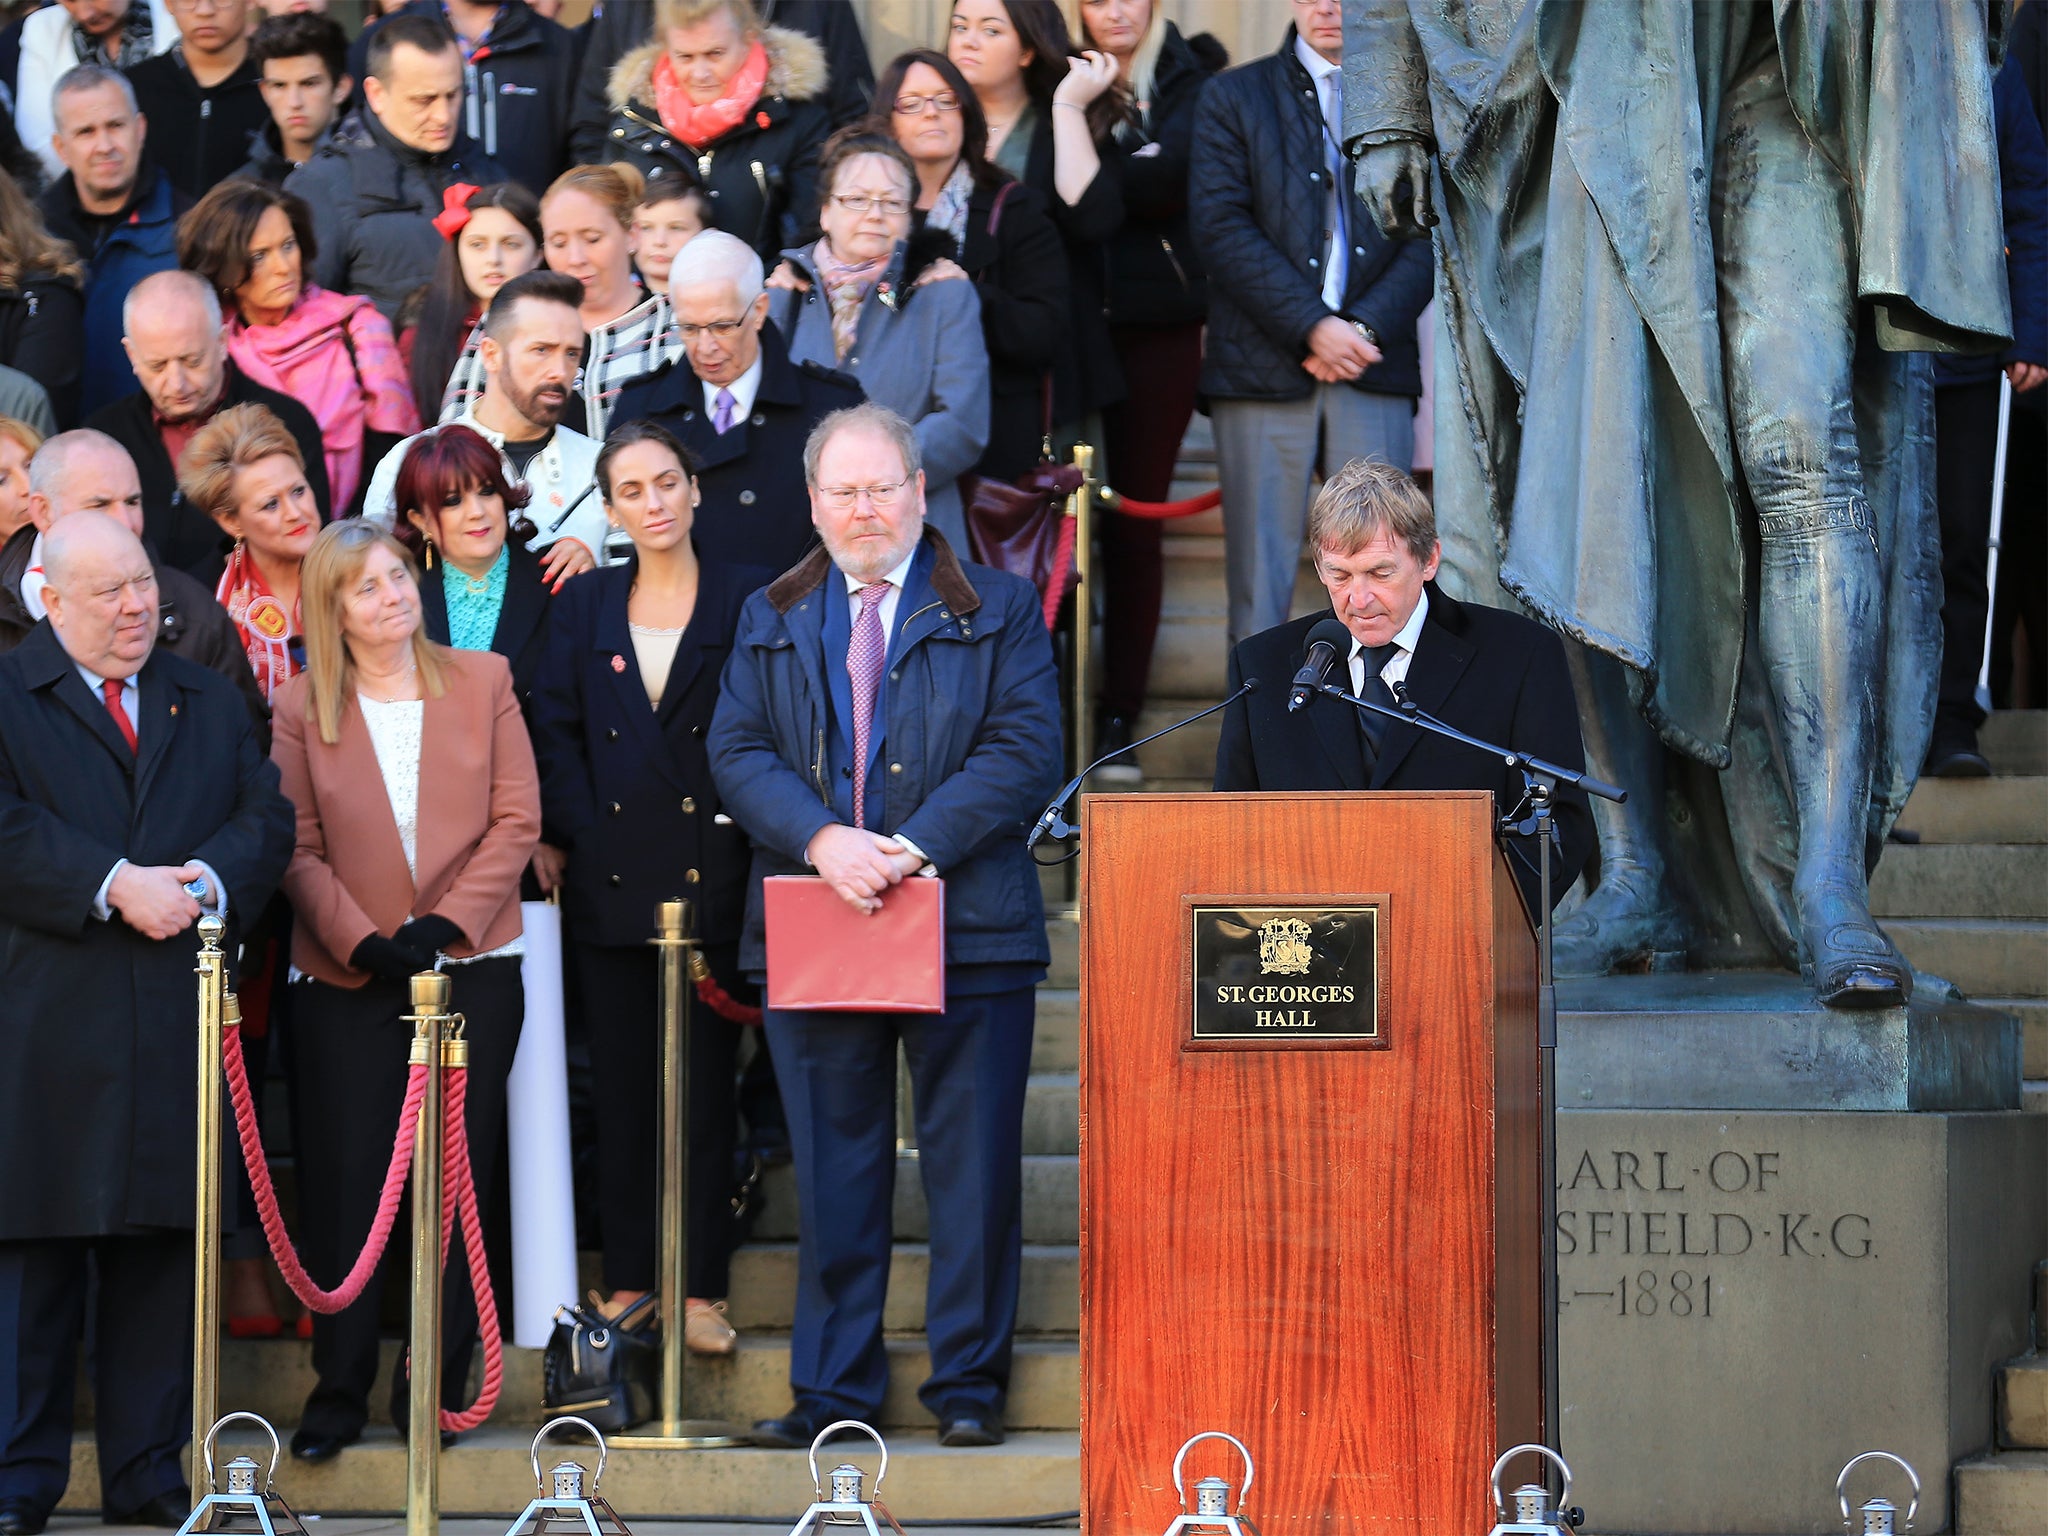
[1553,871,1686,976]
[1798,881,1911,1010]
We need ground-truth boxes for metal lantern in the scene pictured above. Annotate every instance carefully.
[784,1422,897,1536]
[1486,1444,1578,1536]
[502,1417,635,1536]
[1836,1451,1919,1536]
[1160,1432,1257,1536]
[175,1414,310,1536]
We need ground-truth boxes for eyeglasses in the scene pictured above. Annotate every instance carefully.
[829,193,911,217]
[677,318,749,342]
[816,474,914,511]
[892,92,961,116]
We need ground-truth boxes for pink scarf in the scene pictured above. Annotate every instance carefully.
[814,238,889,363]
[214,544,301,705]
[652,39,770,147]
[227,286,421,513]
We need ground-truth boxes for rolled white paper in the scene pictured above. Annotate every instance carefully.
[510,900,580,1348]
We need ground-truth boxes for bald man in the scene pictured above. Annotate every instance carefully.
[0,511,293,1533]
[84,270,330,584]
[611,229,862,573]
[0,429,267,729]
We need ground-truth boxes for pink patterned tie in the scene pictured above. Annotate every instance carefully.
[713,387,736,434]
[847,582,890,828]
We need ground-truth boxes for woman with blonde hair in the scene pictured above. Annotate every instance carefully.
[180,403,322,706]
[0,169,84,426]
[0,415,43,542]
[180,179,421,518]
[271,518,539,1463]
[599,0,832,263]
[542,163,679,437]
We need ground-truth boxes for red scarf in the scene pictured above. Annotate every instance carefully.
[651,39,770,147]
[215,544,302,705]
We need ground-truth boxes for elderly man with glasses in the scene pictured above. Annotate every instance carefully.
[611,229,863,573]
[709,401,1061,1452]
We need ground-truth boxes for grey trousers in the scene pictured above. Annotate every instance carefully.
[1212,386,1415,646]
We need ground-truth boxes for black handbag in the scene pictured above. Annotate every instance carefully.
[541,1292,659,1431]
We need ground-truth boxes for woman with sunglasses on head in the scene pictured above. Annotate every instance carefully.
[874,49,1066,486]
[405,182,545,423]
[767,130,988,550]
[530,420,770,1353]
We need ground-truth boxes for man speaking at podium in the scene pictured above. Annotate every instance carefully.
[1214,457,1593,914]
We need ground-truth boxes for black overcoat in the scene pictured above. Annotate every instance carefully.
[0,625,294,1239]
[529,556,769,969]
[1213,584,1595,916]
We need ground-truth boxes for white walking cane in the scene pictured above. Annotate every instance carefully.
[1977,372,2015,716]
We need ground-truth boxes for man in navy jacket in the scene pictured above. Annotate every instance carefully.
[708,403,1061,1451]
[1189,2,1433,648]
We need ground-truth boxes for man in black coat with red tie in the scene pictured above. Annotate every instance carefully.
[1214,457,1594,917]
[0,512,294,1535]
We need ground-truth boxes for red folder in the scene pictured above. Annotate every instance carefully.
[763,875,946,1013]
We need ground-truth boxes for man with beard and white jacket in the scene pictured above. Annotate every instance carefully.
[363,270,609,579]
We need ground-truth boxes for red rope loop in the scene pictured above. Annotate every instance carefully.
[1041,513,1078,632]
[437,1063,504,1431]
[694,972,763,1026]
[223,1026,424,1313]
[1102,486,1223,519]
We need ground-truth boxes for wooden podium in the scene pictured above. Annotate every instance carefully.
[1078,792,1541,1536]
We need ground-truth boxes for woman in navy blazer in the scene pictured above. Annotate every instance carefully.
[530,420,773,1357]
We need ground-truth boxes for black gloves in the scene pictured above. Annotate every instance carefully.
[394,915,463,959]
[351,915,465,982]
[350,933,428,983]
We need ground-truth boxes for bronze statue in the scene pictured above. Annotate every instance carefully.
[1343,0,2013,1007]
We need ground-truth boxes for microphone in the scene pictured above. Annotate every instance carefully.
[1028,678,1263,853]
[1288,617,1355,713]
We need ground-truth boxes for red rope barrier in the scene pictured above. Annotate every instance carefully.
[1103,486,1223,519]
[694,973,763,1026]
[224,1025,424,1313]
[437,1064,504,1431]
[1042,513,1078,632]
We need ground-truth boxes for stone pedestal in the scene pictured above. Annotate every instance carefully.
[1555,975,2043,1536]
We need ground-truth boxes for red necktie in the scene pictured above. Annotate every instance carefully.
[846,583,889,829]
[102,677,137,753]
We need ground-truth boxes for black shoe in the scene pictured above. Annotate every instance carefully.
[0,1497,47,1536]
[289,1427,359,1463]
[938,1413,1004,1447]
[103,1490,190,1528]
[751,1413,867,1450]
[1092,715,1143,786]
[1925,723,1992,778]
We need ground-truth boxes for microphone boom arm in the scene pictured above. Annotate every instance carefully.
[1317,681,1626,804]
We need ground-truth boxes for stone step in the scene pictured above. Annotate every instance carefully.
[1032,987,1077,1074]
[1047,917,1077,989]
[83,1333,1079,1438]
[1895,778,2048,844]
[1956,1450,2048,1533]
[1985,711,2048,776]
[1024,1073,1078,1156]
[2001,1355,2048,1448]
[1883,919,2048,1000]
[60,1428,1082,1518]
[1871,844,2048,919]
[725,1243,1078,1335]
[2005,1001,2048,1078]
[1130,705,1224,781]
[753,1156,1077,1245]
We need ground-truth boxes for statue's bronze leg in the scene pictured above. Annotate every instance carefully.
[1713,45,1910,1008]
[1553,642,1688,974]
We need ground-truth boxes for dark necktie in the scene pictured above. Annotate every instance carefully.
[1357,643,1398,767]
[102,677,137,753]
[847,582,889,828]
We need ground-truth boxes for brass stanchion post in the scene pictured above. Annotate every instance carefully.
[405,971,451,1536]
[623,900,744,1446]
[1068,442,1098,784]
[190,916,229,1507]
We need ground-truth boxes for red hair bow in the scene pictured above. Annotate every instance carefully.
[432,183,482,240]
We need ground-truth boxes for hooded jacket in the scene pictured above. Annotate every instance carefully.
[348,0,579,196]
[125,47,269,199]
[602,24,831,262]
[237,117,331,188]
[285,107,508,322]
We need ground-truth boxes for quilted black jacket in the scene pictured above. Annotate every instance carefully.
[1189,28,1433,401]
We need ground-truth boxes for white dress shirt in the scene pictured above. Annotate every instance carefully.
[21,531,47,621]
[1348,588,1430,696]
[704,354,765,430]
[1295,34,1348,314]
[77,663,230,923]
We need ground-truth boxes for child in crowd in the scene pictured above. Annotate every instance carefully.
[632,183,714,293]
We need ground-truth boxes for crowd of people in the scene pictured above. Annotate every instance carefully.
[0,0,2038,1529]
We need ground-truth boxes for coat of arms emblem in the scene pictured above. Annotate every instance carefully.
[1257,917,1314,976]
